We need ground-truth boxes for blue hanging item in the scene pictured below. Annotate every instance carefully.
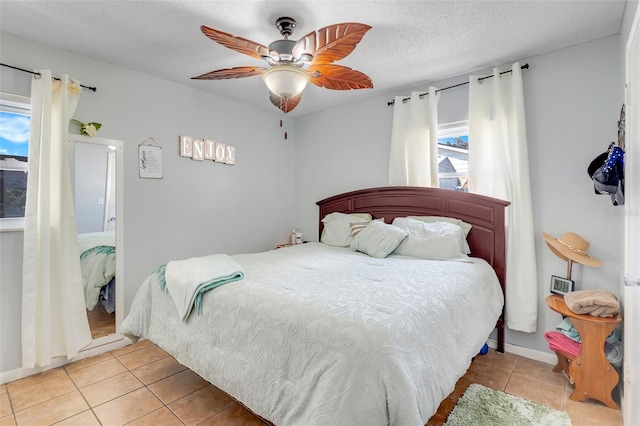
[588,143,625,206]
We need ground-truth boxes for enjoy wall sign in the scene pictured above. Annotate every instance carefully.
[179,135,236,165]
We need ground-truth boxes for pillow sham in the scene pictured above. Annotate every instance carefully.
[408,215,472,254]
[350,220,408,258]
[321,212,372,247]
[392,217,467,260]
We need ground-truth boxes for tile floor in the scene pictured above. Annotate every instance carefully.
[0,340,623,426]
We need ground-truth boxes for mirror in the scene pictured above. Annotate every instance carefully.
[70,134,124,345]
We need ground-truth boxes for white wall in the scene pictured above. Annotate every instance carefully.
[295,35,625,354]
[0,31,297,374]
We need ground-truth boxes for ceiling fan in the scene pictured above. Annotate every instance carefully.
[192,17,373,113]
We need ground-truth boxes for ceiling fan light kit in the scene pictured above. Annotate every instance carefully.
[262,65,310,99]
[192,17,373,113]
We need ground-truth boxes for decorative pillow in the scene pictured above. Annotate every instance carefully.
[408,216,472,254]
[321,212,372,247]
[392,217,467,260]
[349,221,370,238]
[350,220,408,258]
[350,218,384,238]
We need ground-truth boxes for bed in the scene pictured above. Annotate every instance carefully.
[121,186,509,425]
[77,230,116,313]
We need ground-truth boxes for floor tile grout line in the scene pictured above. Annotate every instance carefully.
[4,385,18,426]
[9,385,79,415]
[58,367,100,426]
[67,351,155,425]
[63,352,117,374]
[499,356,517,393]
[193,402,240,426]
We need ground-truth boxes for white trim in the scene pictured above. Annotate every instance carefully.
[103,151,116,231]
[486,338,557,365]
[0,335,132,385]
[0,92,30,114]
[437,120,469,138]
[622,3,640,424]
[0,217,25,232]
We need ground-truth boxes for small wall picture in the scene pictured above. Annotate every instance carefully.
[550,275,574,295]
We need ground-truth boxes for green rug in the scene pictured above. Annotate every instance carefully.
[443,384,572,426]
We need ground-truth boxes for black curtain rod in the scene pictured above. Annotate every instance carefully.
[1,63,97,92]
[387,63,529,106]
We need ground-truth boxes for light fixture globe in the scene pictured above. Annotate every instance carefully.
[262,65,310,99]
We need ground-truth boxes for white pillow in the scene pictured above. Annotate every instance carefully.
[350,220,408,258]
[392,217,467,260]
[408,216,472,254]
[321,212,372,247]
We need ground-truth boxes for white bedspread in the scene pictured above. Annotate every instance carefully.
[121,242,503,426]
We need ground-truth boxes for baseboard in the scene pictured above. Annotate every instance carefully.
[487,338,557,365]
[0,334,132,385]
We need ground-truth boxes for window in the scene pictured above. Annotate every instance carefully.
[0,92,30,230]
[437,121,468,191]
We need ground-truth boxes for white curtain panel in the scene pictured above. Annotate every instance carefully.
[388,88,440,186]
[22,71,92,368]
[468,62,538,333]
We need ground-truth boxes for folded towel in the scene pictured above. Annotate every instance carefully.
[563,290,619,317]
[165,254,245,321]
[555,317,582,343]
[605,341,623,368]
[544,331,582,357]
[555,318,621,344]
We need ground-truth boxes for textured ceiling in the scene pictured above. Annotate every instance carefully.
[0,1,629,116]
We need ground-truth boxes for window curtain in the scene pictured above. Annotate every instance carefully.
[22,70,92,368]
[468,62,538,333]
[388,88,440,186]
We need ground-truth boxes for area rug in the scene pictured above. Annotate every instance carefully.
[443,384,572,426]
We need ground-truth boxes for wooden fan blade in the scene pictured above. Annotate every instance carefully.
[292,23,371,64]
[307,64,373,90]
[269,92,302,114]
[200,25,272,60]
[192,66,265,80]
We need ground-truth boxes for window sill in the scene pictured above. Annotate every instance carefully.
[0,218,25,232]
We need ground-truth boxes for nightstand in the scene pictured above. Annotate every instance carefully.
[545,294,622,409]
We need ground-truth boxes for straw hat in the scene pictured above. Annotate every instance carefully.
[541,232,603,267]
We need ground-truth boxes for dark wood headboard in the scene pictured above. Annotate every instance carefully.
[316,186,510,352]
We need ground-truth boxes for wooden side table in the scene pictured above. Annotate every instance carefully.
[546,294,622,409]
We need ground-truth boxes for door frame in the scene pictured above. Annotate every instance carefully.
[623,3,640,423]
[103,150,116,232]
